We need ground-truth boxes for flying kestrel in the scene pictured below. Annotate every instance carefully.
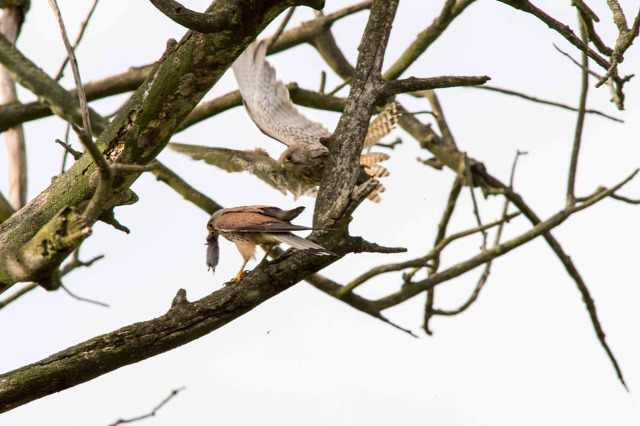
[206,205,335,283]
[169,40,397,202]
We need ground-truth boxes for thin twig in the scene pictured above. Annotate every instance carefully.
[433,151,527,317]
[49,0,113,224]
[319,70,326,94]
[374,169,638,312]
[59,123,73,172]
[566,17,590,206]
[0,246,105,311]
[49,0,92,140]
[423,177,463,334]
[465,157,486,250]
[469,85,623,123]
[596,0,640,89]
[336,211,520,298]
[53,0,99,81]
[327,77,351,95]
[108,387,186,426]
[0,282,37,310]
[60,283,109,308]
[55,138,82,160]
[59,250,105,276]
[268,6,295,49]
[302,272,418,338]
[609,193,640,204]
[475,169,635,390]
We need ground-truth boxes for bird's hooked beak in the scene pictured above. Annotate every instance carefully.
[281,155,292,170]
[207,221,218,238]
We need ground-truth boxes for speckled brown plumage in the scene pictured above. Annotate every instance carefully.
[206,205,335,282]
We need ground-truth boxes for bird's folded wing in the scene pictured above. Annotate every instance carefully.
[168,143,317,199]
[235,222,314,233]
[233,40,332,147]
[215,210,312,233]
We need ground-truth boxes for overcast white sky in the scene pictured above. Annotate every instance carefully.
[1,1,640,425]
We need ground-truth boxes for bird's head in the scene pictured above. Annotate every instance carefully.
[279,146,303,171]
[206,219,218,238]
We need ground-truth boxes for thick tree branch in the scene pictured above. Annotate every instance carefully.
[315,0,399,230]
[149,0,325,33]
[0,242,337,412]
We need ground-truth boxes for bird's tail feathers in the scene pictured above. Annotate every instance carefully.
[362,101,399,150]
[272,233,335,256]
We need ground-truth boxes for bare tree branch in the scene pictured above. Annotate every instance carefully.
[108,387,186,426]
[374,169,638,311]
[268,6,295,48]
[432,151,527,318]
[0,282,36,309]
[566,17,589,206]
[49,0,112,227]
[0,2,28,209]
[53,0,100,81]
[148,0,325,33]
[469,85,623,123]
[382,75,490,98]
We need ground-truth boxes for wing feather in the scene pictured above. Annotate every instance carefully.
[168,142,316,199]
[233,40,332,147]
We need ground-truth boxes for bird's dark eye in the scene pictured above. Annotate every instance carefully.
[285,155,292,162]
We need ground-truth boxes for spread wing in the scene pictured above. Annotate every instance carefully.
[232,40,332,147]
[168,142,317,200]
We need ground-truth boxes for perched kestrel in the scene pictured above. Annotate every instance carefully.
[206,205,335,283]
[169,40,397,202]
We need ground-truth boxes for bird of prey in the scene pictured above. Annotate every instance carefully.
[206,205,335,283]
[169,39,397,202]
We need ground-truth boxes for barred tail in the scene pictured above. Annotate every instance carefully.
[272,233,335,256]
[360,152,390,166]
[363,164,390,178]
[362,101,399,150]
